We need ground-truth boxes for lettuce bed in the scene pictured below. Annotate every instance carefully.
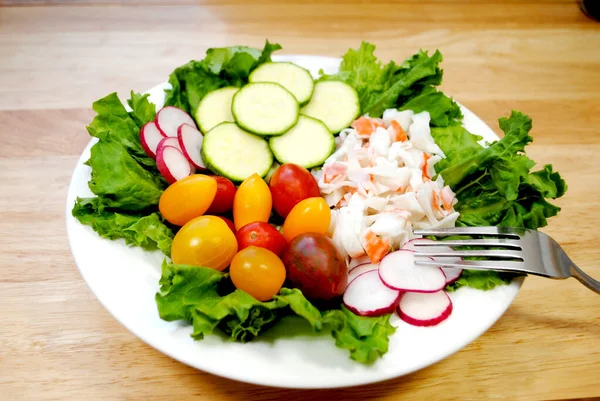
[72,41,566,364]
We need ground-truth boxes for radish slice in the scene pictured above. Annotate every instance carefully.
[442,267,463,285]
[397,291,453,327]
[177,123,207,170]
[347,263,378,287]
[378,250,446,293]
[157,136,183,153]
[343,270,401,317]
[402,238,463,285]
[140,121,165,159]
[156,106,196,137]
[156,146,194,184]
[348,255,371,270]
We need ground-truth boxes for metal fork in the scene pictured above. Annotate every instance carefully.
[412,226,600,294]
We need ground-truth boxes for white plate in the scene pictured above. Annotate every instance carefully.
[66,55,523,389]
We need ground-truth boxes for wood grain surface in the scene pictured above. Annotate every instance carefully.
[1,1,599,400]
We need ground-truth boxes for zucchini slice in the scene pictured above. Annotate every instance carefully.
[269,115,335,169]
[202,122,273,182]
[301,81,360,134]
[249,62,315,106]
[232,82,299,136]
[194,86,239,133]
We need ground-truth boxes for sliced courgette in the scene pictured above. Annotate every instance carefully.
[202,122,273,182]
[249,62,315,106]
[194,86,239,133]
[301,81,360,134]
[231,82,299,136]
[269,115,335,169]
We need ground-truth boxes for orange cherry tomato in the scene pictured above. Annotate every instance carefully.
[171,215,238,271]
[159,174,217,226]
[233,173,272,230]
[229,246,286,301]
[283,197,331,242]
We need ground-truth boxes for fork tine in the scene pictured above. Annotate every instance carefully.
[412,239,522,248]
[414,249,524,259]
[414,259,536,275]
[414,227,521,238]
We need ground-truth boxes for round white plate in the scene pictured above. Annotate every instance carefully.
[66,55,523,389]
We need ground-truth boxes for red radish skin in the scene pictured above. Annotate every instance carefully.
[343,270,401,317]
[378,250,446,293]
[347,263,378,287]
[157,136,183,153]
[156,106,196,137]
[402,238,463,285]
[397,291,453,327]
[156,146,194,184]
[177,123,207,170]
[140,121,165,159]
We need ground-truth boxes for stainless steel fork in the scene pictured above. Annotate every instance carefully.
[412,226,600,294]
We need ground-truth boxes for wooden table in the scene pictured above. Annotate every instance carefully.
[1,1,599,400]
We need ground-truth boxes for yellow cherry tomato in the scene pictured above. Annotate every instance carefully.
[283,197,331,242]
[159,174,217,226]
[171,215,238,271]
[233,173,272,230]
[230,246,286,301]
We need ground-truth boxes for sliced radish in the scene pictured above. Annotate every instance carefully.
[347,263,378,287]
[156,146,194,184]
[402,238,463,285]
[378,250,446,293]
[177,123,207,170]
[343,270,401,317]
[156,106,196,137]
[347,255,371,270]
[442,267,463,285]
[397,290,453,327]
[157,136,183,153]
[140,121,165,159]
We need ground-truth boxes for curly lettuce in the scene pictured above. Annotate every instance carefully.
[164,41,282,114]
[72,91,173,256]
[155,261,394,364]
[320,41,462,125]
[432,111,567,290]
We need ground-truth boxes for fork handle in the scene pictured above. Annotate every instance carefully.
[570,265,600,294]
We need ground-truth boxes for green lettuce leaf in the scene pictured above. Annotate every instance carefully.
[86,92,156,171]
[164,40,281,114]
[72,197,173,256]
[86,139,165,211]
[445,270,515,292]
[399,86,463,127]
[320,42,454,121]
[323,306,395,364]
[127,91,156,127]
[432,111,567,291]
[155,261,394,363]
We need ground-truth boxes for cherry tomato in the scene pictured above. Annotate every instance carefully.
[230,246,286,301]
[283,197,331,242]
[236,222,287,256]
[233,173,272,230]
[159,174,217,226]
[216,216,236,233]
[171,215,238,271]
[206,176,237,215]
[269,164,320,218]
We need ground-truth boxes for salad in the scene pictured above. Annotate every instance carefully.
[72,41,567,364]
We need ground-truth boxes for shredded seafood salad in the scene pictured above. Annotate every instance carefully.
[314,110,458,265]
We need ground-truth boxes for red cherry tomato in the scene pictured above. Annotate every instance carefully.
[236,222,287,257]
[216,216,236,233]
[206,176,237,215]
[269,164,320,218]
